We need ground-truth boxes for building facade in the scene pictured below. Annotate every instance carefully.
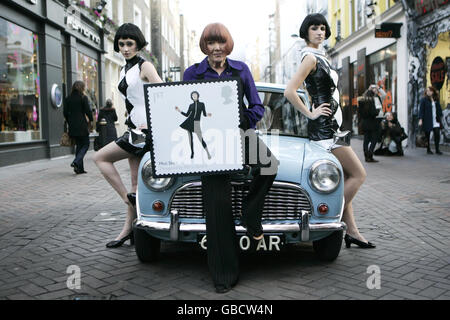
[151,0,182,82]
[0,0,108,167]
[328,0,408,138]
[401,0,449,146]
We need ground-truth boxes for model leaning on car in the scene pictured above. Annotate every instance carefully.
[284,13,375,249]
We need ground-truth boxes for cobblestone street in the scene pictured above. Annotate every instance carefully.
[1,139,449,300]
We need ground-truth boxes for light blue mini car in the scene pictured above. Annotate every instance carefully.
[133,82,346,262]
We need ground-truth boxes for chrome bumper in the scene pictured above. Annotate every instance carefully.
[135,210,347,241]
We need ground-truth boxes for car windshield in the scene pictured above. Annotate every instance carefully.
[254,90,309,138]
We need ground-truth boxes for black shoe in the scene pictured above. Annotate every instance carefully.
[427,150,433,154]
[106,231,134,248]
[344,234,375,249]
[436,151,443,155]
[74,168,87,174]
[70,162,76,168]
[365,158,378,163]
[127,193,136,207]
[215,278,238,294]
[240,220,264,241]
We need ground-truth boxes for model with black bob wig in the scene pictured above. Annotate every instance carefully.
[113,23,148,53]
[299,13,331,42]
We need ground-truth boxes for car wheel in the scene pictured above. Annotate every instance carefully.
[133,227,161,263]
[312,230,343,262]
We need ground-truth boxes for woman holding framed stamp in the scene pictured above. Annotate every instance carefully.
[183,22,279,293]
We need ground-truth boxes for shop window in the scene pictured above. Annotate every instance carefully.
[0,18,41,143]
[76,52,99,126]
[368,43,397,114]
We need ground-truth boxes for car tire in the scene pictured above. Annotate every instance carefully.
[312,230,343,262]
[133,227,161,263]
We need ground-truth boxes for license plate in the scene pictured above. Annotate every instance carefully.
[197,234,285,251]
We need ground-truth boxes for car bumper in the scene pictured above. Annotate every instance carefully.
[135,210,347,242]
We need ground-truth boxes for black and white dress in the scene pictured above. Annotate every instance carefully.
[300,47,343,150]
[115,55,149,156]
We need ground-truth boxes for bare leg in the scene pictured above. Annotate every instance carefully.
[93,142,131,205]
[93,142,138,241]
[331,146,369,243]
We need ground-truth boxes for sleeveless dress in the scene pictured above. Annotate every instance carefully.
[300,47,343,150]
[115,55,149,156]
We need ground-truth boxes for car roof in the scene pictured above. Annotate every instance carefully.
[255,82,306,95]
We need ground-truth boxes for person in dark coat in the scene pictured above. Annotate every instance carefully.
[175,91,212,159]
[419,86,443,155]
[97,99,118,146]
[63,81,93,174]
[358,85,385,162]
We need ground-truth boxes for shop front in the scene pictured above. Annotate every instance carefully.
[331,4,408,138]
[403,0,450,147]
[0,0,105,167]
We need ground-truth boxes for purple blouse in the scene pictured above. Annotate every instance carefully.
[183,57,264,129]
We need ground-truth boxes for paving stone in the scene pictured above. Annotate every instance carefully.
[0,140,449,300]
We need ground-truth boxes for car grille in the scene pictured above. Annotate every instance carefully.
[169,181,312,221]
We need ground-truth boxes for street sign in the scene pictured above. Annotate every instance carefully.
[170,67,181,72]
[375,23,402,38]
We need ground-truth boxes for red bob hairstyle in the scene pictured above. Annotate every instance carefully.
[199,23,234,55]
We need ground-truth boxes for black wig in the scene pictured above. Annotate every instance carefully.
[299,13,331,42]
[113,23,148,52]
[191,91,200,100]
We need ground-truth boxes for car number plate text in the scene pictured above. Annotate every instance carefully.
[197,234,285,251]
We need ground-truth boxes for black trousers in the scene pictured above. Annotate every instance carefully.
[202,134,278,288]
[73,136,90,170]
[425,128,441,152]
[363,129,378,155]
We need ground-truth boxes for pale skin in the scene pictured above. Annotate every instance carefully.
[284,24,369,243]
[93,38,162,242]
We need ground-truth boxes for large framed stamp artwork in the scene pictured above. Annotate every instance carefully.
[144,78,244,177]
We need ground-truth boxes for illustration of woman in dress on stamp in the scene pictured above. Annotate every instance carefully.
[175,91,212,159]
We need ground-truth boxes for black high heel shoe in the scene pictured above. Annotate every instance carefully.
[240,220,264,241]
[106,231,134,248]
[344,234,375,249]
[127,193,136,207]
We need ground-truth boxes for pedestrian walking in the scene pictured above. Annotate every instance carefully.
[93,23,162,248]
[419,86,443,155]
[284,13,375,249]
[183,22,279,293]
[63,80,93,174]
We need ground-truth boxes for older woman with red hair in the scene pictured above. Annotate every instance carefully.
[183,23,278,293]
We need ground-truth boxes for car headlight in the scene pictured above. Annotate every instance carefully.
[309,160,341,193]
[141,160,175,191]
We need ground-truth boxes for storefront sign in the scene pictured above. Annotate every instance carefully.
[430,56,446,90]
[65,15,101,45]
[51,84,63,108]
[414,0,449,15]
[375,23,402,38]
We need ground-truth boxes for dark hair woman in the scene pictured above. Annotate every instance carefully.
[358,85,387,162]
[284,13,375,249]
[175,91,212,159]
[63,80,93,174]
[183,22,279,293]
[94,23,163,248]
[419,86,443,154]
